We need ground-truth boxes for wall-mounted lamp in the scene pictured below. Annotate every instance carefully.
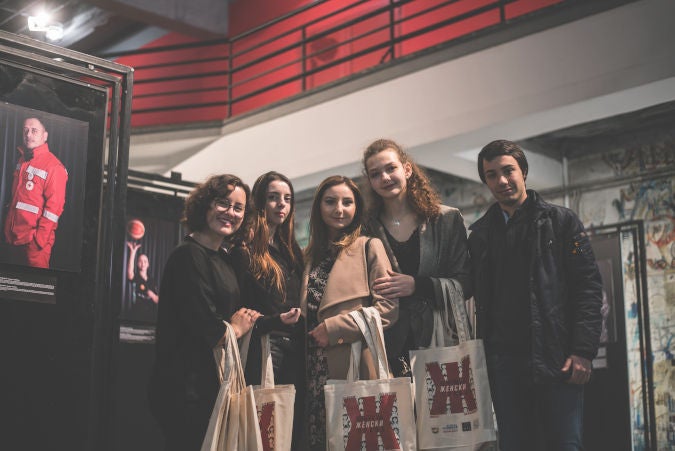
[27,11,64,41]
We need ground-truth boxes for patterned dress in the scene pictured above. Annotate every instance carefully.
[305,255,336,451]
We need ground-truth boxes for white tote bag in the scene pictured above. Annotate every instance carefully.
[410,280,496,450]
[201,322,264,451]
[252,334,296,451]
[324,307,417,451]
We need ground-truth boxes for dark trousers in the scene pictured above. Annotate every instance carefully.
[487,352,584,451]
[161,399,213,451]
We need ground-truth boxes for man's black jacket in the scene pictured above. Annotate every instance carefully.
[468,190,603,383]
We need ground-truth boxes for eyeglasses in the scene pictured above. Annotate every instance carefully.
[214,199,245,213]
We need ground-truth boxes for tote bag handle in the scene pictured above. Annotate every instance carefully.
[259,334,275,388]
[346,307,389,381]
[430,279,473,346]
[213,321,247,391]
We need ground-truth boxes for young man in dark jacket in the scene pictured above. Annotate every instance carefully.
[468,140,603,451]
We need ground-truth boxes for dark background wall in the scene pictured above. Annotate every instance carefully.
[114,189,185,451]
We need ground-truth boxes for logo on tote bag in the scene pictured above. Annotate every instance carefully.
[425,355,477,416]
[342,393,402,450]
[258,401,276,451]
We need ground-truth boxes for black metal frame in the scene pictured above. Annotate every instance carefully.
[126,168,196,198]
[588,220,655,450]
[0,30,133,450]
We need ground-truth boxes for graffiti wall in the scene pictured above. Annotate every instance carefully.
[570,143,675,450]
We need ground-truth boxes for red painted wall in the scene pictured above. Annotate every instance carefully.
[117,0,564,128]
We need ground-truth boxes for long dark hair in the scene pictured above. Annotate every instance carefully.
[305,175,364,268]
[248,171,303,298]
[362,138,441,220]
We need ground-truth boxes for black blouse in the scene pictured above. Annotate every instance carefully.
[381,225,434,299]
[154,236,243,406]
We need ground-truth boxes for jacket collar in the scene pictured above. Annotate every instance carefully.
[470,189,549,233]
[18,142,50,159]
[527,189,553,221]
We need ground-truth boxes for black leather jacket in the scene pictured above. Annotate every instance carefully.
[468,190,603,382]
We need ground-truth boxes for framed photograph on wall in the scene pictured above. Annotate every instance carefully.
[119,188,185,343]
[0,61,107,292]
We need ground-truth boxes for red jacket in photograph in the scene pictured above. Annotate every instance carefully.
[4,142,68,249]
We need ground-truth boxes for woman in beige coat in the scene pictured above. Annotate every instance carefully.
[301,175,398,451]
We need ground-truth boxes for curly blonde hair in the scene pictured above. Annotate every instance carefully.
[362,139,441,220]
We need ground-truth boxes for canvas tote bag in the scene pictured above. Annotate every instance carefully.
[201,321,264,451]
[324,307,417,451]
[252,334,296,451]
[409,279,496,450]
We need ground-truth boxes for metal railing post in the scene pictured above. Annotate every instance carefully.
[388,0,396,62]
[301,26,307,92]
[227,40,233,118]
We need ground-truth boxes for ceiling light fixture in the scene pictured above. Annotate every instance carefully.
[27,11,65,42]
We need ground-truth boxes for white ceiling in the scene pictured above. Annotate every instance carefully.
[129,0,675,192]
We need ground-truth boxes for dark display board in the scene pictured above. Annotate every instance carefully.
[0,32,132,450]
[119,189,184,339]
[115,188,185,451]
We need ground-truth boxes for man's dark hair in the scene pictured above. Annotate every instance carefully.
[477,139,528,183]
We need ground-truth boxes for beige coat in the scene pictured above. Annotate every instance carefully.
[301,236,398,380]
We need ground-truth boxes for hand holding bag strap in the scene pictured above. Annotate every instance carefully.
[212,321,246,389]
[260,334,275,388]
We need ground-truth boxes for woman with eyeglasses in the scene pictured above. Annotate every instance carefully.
[362,139,471,378]
[149,174,262,451]
[302,175,398,450]
[230,171,306,449]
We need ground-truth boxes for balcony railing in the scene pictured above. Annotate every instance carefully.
[105,0,567,128]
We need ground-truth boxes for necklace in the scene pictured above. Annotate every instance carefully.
[382,206,412,228]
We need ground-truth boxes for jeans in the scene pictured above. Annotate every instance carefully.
[487,352,584,451]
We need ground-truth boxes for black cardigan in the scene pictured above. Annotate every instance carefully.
[230,245,305,386]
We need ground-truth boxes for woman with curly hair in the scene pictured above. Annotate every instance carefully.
[362,139,471,377]
[302,175,397,450]
[231,171,305,448]
[150,174,261,451]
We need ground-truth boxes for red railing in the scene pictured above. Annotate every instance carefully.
[106,0,564,128]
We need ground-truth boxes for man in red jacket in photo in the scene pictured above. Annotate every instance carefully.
[4,117,68,268]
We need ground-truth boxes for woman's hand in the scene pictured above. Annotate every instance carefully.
[126,241,141,253]
[308,322,329,347]
[280,307,301,325]
[373,269,415,298]
[230,307,262,338]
